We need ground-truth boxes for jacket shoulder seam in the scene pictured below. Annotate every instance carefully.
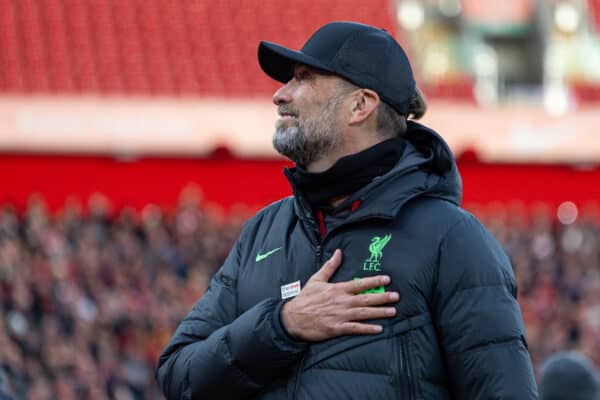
[451,282,511,295]
[439,213,471,245]
[447,336,524,358]
[312,365,394,378]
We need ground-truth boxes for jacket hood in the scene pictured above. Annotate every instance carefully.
[345,120,462,218]
[388,120,461,202]
[540,352,600,400]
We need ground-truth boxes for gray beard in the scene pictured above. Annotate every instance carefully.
[272,97,343,167]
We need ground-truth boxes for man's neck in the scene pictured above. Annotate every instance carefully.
[288,134,405,212]
[306,129,382,173]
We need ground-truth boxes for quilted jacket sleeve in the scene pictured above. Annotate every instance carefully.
[156,233,307,400]
[432,214,539,399]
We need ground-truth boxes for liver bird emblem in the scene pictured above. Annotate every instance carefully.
[367,234,392,263]
[362,234,392,271]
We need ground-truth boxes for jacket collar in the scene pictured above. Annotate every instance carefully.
[286,121,462,225]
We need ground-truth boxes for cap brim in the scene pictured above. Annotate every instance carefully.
[258,41,333,83]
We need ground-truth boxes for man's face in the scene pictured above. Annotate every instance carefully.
[272,64,348,168]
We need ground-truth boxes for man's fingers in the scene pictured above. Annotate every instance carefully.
[341,275,391,294]
[346,306,397,321]
[335,322,383,336]
[349,291,400,307]
[312,249,343,282]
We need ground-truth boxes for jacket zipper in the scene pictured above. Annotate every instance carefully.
[292,244,321,400]
[291,354,306,399]
[286,189,427,399]
[401,335,416,400]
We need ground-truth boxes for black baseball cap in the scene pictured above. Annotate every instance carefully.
[258,21,416,115]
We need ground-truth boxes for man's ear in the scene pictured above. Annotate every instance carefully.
[348,89,380,125]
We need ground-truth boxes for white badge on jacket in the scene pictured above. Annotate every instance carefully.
[281,280,301,299]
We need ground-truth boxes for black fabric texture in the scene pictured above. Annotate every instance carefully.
[285,137,406,209]
[156,121,539,400]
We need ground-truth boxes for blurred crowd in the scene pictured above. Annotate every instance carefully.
[471,201,600,369]
[0,188,246,400]
[0,191,599,399]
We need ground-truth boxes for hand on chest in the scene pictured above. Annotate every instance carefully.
[238,226,433,316]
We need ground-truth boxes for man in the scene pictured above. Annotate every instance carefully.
[539,352,600,400]
[157,21,538,399]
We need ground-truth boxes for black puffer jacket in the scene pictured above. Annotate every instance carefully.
[157,121,539,400]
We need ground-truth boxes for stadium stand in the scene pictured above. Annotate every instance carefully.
[5,0,600,102]
[591,0,600,33]
[0,0,399,96]
[0,194,599,399]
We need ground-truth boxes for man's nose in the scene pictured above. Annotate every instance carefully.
[272,83,292,105]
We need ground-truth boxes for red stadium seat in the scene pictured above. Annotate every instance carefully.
[0,0,403,97]
[0,0,23,91]
[590,0,600,34]
[65,0,99,92]
[20,0,49,91]
[41,0,73,91]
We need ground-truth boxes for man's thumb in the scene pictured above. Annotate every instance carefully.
[313,249,343,282]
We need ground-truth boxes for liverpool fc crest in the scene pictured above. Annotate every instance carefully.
[362,234,392,271]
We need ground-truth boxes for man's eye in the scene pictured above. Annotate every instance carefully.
[295,71,311,81]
